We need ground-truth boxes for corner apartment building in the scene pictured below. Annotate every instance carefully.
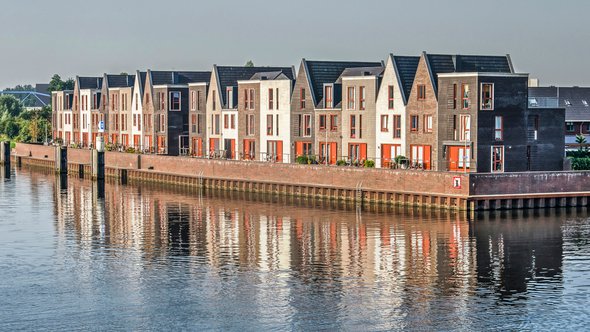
[51,90,73,143]
[375,54,420,168]
[290,59,382,163]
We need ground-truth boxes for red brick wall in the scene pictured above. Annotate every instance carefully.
[105,151,139,169]
[14,144,55,161]
[68,148,92,165]
[139,154,470,196]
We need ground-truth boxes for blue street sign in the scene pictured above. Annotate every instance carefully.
[98,121,105,133]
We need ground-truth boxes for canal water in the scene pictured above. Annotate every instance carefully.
[1,166,589,331]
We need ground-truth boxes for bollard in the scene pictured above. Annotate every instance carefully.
[92,150,104,180]
[119,168,128,185]
[0,141,10,166]
[55,146,67,174]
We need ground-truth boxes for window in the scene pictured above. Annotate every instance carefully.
[159,92,165,111]
[214,114,220,134]
[300,89,306,109]
[276,88,280,110]
[566,122,575,132]
[565,99,572,106]
[197,91,202,110]
[393,115,401,138]
[458,147,471,169]
[424,115,433,133]
[303,114,312,137]
[275,114,279,136]
[453,84,458,109]
[330,114,338,131]
[347,87,356,110]
[350,115,356,138]
[388,86,394,109]
[529,98,538,107]
[135,93,139,111]
[249,89,255,110]
[359,86,366,110]
[268,89,274,110]
[212,90,216,110]
[410,115,419,132]
[231,114,235,129]
[583,100,589,107]
[325,85,333,109]
[267,114,273,135]
[461,84,470,109]
[93,93,98,109]
[133,114,137,127]
[359,115,362,138]
[191,91,196,110]
[319,114,326,130]
[159,114,166,132]
[494,116,503,141]
[246,114,255,136]
[197,114,203,134]
[226,87,233,108]
[191,114,197,133]
[381,115,389,132]
[224,114,229,129]
[491,146,504,173]
[460,114,471,141]
[169,91,181,111]
[481,83,494,110]
[417,84,426,100]
[529,115,539,141]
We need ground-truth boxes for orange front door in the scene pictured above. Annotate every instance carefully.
[448,146,470,171]
[381,144,392,168]
[133,135,140,148]
[295,142,304,157]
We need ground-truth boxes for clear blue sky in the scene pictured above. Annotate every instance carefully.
[1,0,588,89]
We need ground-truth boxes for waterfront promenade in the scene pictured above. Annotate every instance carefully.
[10,143,590,211]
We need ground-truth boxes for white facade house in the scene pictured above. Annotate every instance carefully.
[258,77,292,163]
[375,54,420,168]
[79,88,93,146]
[131,74,144,150]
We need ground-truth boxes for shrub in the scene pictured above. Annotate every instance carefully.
[364,160,375,168]
[307,156,317,164]
[295,155,308,164]
[336,159,347,166]
[570,157,590,170]
[125,147,136,154]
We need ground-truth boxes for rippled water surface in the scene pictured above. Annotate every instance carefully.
[1,166,590,331]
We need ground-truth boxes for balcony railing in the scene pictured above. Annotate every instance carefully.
[528,97,559,108]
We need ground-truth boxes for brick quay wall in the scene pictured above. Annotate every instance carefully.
[12,143,590,211]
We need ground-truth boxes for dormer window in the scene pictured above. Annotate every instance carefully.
[324,84,333,109]
[583,100,589,107]
[565,99,572,106]
[529,98,538,107]
[227,87,234,108]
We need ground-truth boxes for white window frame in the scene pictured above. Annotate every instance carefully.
[169,91,181,111]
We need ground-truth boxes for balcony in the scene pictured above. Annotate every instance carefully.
[528,97,558,108]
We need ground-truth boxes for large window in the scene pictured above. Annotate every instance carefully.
[461,84,470,109]
[191,114,197,133]
[460,114,471,141]
[417,84,426,100]
[169,91,181,111]
[359,86,366,110]
[249,89,255,110]
[224,114,229,129]
[191,91,196,110]
[246,114,255,136]
[347,87,356,110]
[410,115,419,132]
[325,85,333,109]
[350,115,356,138]
[330,114,338,131]
[303,114,312,137]
[226,87,234,109]
[381,115,389,132]
[388,86,394,109]
[268,88,274,110]
[393,115,401,138]
[319,114,326,130]
[481,83,494,110]
[267,114,273,135]
[491,146,504,173]
[494,116,503,141]
[424,115,433,133]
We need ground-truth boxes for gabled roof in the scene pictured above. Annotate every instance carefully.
[149,71,211,86]
[214,66,295,107]
[249,71,290,81]
[529,86,590,121]
[77,76,103,90]
[302,60,382,106]
[336,66,384,83]
[391,55,420,105]
[424,54,455,95]
[105,74,135,88]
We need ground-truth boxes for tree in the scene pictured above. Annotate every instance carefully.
[576,134,588,153]
[0,95,24,117]
[48,74,75,92]
[245,60,254,67]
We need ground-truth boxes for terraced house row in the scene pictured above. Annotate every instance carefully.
[51,52,565,172]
